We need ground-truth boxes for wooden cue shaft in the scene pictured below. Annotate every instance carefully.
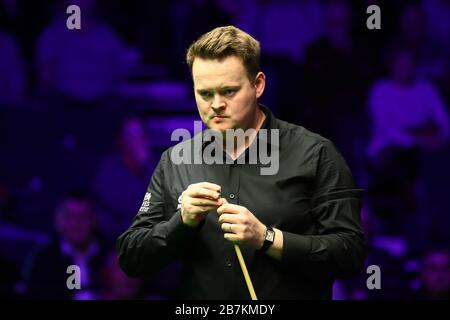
[233,244,258,300]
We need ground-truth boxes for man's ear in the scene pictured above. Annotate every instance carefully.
[254,72,266,99]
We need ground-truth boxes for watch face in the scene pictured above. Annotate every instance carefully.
[266,230,275,242]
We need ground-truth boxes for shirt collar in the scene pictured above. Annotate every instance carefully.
[200,103,279,154]
[257,104,279,148]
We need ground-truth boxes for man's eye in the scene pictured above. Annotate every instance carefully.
[199,91,213,99]
[222,89,236,97]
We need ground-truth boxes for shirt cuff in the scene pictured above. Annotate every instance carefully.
[281,231,312,266]
[165,209,205,242]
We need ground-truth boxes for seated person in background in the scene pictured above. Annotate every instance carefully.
[99,250,145,300]
[367,47,450,235]
[36,0,127,103]
[411,248,450,300]
[93,116,156,243]
[22,191,108,299]
[368,47,449,164]
[338,205,411,299]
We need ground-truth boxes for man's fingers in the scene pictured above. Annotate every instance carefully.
[218,213,240,224]
[223,233,240,244]
[188,187,221,200]
[196,182,221,192]
[221,222,233,233]
[190,205,219,214]
[221,222,244,233]
[217,202,242,215]
[189,197,221,207]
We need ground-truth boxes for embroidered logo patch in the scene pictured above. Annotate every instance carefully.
[139,192,152,212]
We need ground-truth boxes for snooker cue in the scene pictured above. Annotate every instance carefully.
[233,243,258,300]
[219,196,258,300]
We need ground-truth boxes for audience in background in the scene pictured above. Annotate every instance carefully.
[254,0,325,116]
[368,47,449,162]
[411,249,450,299]
[303,0,371,116]
[0,0,449,300]
[22,191,107,299]
[367,46,449,235]
[392,3,447,82]
[338,205,411,299]
[301,0,374,176]
[99,251,145,299]
[35,0,128,103]
[93,116,156,243]
[248,0,324,63]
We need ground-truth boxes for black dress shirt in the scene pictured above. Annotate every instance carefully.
[117,105,365,299]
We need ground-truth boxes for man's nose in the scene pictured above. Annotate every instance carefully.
[211,94,226,111]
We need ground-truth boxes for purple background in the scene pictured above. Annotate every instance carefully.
[0,0,449,300]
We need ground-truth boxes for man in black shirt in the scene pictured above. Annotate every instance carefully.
[117,26,365,299]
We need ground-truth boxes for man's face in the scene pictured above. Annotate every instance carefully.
[119,118,149,164]
[56,199,96,247]
[192,55,265,133]
[422,251,450,295]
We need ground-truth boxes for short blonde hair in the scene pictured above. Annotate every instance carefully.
[186,26,260,83]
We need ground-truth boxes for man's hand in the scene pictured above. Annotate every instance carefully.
[181,182,222,227]
[217,198,266,250]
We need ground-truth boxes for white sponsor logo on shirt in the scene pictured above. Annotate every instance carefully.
[139,192,152,212]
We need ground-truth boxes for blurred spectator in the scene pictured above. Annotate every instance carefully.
[367,47,449,235]
[171,0,234,78]
[368,47,449,162]
[0,30,26,107]
[393,3,447,81]
[99,251,144,299]
[250,0,324,63]
[303,0,373,119]
[301,0,374,177]
[0,0,448,301]
[93,116,156,243]
[99,250,181,300]
[99,0,170,70]
[0,0,54,61]
[339,205,411,299]
[22,191,108,299]
[239,0,325,116]
[395,3,427,53]
[411,249,450,299]
[36,0,128,103]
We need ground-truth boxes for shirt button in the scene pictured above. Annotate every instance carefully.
[229,193,235,199]
[226,261,232,267]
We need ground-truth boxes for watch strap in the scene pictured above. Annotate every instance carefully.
[260,226,275,252]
